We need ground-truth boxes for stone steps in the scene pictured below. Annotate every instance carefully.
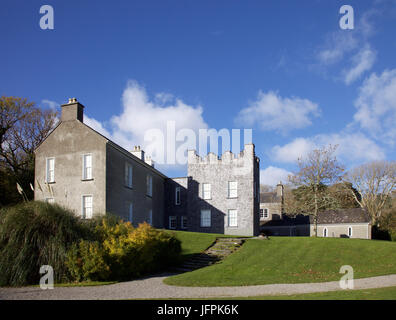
[171,237,245,273]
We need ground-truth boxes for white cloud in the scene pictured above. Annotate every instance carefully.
[272,132,385,164]
[272,138,316,163]
[343,45,376,85]
[41,99,59,111]
[83,80,209,166]
[235,91,320,134]
[84,115,112,138]
[260,166,292,187]
[353,69,396,145]
[317,31,358,65]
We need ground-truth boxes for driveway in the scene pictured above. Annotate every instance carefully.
[1,273,396,300]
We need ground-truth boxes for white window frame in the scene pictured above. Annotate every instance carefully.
[228,209,238,227]
[228,181,238,198]
[125,162,133,188]
[348,226,353,238]
[200,209,211,227]
[82,195,93,219]
[169,216,177,229]
[263,208,269,219]
[147,174,153,197]
[175,186,181,205]
[82,154,92,180]
[259,208,264,219]
[323,227,328,238]
[128,202,133,223]
[202,183,211,200]
[181,216,187,229]
[46,157,55,183]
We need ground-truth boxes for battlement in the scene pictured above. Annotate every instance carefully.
[187,143,256,165]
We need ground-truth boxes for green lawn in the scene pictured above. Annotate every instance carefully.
[180,286,396,300]
[164,230,231,259]
[164,237,396,287]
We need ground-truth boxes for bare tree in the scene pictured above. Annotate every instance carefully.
[289,145,344,236]
[343,161,396,226]
[0,96,58,204]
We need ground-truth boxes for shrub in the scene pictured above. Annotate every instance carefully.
[66,241,110,281]
[67,221,182,282]
[0,201,95,286]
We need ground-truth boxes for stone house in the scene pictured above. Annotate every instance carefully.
[259,182,284,222]
[260,208,372,239]
[34,98,260,236]
[165,147,261,236]
[259,183,371,239]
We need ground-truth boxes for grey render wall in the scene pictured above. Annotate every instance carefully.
[34,120,107,217]
[312,223,371,239]
[164,177,190,230]
[187,144,259,236]
[105,143,165,228]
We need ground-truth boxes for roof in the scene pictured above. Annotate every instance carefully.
[260,192,281,203]
[312,208,370,224]
[261,208,370,227]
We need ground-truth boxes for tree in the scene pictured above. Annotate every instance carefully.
[343,161,396,226]
[0,96,58,205]
[288,145,344,236]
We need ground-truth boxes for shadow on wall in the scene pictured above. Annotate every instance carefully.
[165,178,225,234]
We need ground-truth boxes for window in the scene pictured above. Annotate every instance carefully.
[169,216,177,229]
[46,158,55,183]
[228,181,237,198]
[263,209,269,219]
[82,154,92,180]
[82,195,93,219]
[200,209,211,227]
[181,216,187,229]
[148,210,152,225]
[348,226,353,238]
[46,198,54,204]
[175,186,181,205]
[202,183,211,200]
[147,174,153,196]
[260,208,269,219]
[323,227,328,237]
[125,163,133,188]
[128,202,133,223]
[228,209,238,227]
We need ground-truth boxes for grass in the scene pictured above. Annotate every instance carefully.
[164,230,232,259]
[215,286,396,300]
[164,237,396,287]
[172,286,396,300]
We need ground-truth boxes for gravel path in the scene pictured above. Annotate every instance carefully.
[1,273,396,300]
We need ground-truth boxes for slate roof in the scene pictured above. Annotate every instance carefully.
[260,192,281,203]
[261,208,370,227]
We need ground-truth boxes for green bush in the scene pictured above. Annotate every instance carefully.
[0,201,95,286]
[0,202,181,286]
[66,221,181,282]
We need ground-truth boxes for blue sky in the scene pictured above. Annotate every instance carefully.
[1,0,396,185]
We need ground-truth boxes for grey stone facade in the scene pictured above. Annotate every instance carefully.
[35,99,166,228]
[35,99,260,236]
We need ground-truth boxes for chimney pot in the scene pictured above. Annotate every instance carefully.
[61,98,84,122]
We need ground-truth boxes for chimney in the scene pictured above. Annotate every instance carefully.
[130,146,145,161]
[61,98,84,122]
[276,181,284,198]
[144,155,155,168]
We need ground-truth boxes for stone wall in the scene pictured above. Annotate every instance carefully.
[186,144,260,236]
